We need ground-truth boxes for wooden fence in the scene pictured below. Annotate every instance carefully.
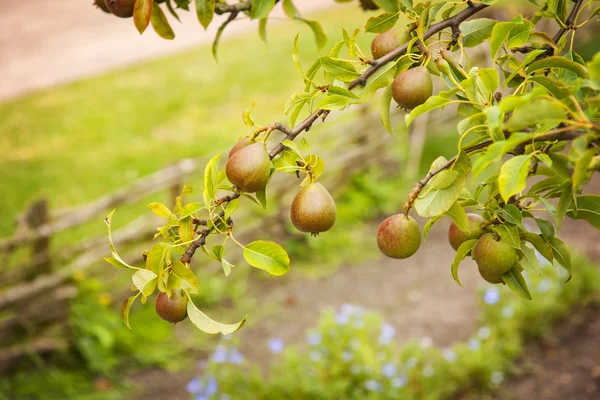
[0,110,409,373]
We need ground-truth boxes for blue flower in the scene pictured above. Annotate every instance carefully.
[483,287,500,305]
[392,376,407,388]
[379,323,396,344]
[228,349,244,365]
[501,306,514,318]
[342,350,353,362]
[186,378,203,394]
[205,376,218,396]
[268,338,284,354]
[195,395,208,400]
[307,332,322,346]
[381,363,397,378]
[211,345,228,364]
[335,312,350,326]
[310,351,322,362]
[442,348,456,363]
[478,326,491,340]
[538,278,552,293]
[468,338,481,351]
[364,380,382,392]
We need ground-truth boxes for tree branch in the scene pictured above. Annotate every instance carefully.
[552,0,584,44]
[180,3,490,264]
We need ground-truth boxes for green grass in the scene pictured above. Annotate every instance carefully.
[0,5,375,238]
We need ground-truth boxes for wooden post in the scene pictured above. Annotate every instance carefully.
[24,199,52,276]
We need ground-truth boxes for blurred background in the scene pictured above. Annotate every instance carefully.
[0,1,599,399]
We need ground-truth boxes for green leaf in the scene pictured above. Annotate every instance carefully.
[195,0,214,29]
[555,187,573,232]
[498,154,531,201]
[446,202,469,232]
[492,224,521,249]
[503,99,566,131]
[497,204,523,225]
[460,18,497,47]
[186,294,246,334]
[373,0,399,12]
[451,239,478,287]
[365,12,399,33]
[204,153,221,202]
[179,216,194,243]
[502,266,532,300]
[282,0,326,49]
[534,218,555,241]
[320,57,360,82]
[151,3,175,39]
[350,60,398,103]
[104,210,140,270]
[572,148,596,190]
[423,215,443,241]
[549,237,572,280]
[179,202,203,220]
[528,75,571,100]
[170,261,199,293]
[490,22,517,60]
[250,0,275,19]
[146,242,170,274]
[134,0,153,34]
[148,202,174,219]
[380,85,394,135]
[526,56,590,79]
[567,195,600,230]
[120,293,140,329]
[243,240,290,276]
[519,245,543,275]
[406,89,459,125]
[132,269,158,299]
[211,245,234,276]
[521,231,553,263]
[258,18,268,42]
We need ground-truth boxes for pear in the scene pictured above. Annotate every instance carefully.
[371,29,410,60]
[391,67,433,110]
[478,266,504,284]
[226,142,271,193]
[448,213,486,251]
[104,0,135,18]
[377,214,421,259]
[155,290,188,324]
[290,182,337,234]
[228,137,252,159]
[473,233,517,275]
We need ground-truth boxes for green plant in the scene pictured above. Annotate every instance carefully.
[100,0,600,333]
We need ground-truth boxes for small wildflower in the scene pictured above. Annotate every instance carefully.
[483,287,500,305]
[205,376,218,397]
[268,338,284,354]
[468,338,481,351]
[211,345,228,364]
[381,363,397,378]
[392,376,407,388]
[478,326,491,340]
[379,323,396,344]
[442,348,456,363]
[228,349,244,365]
[186,378,203,394]
[307,332,322,346]
[335,312,350,326]
[365,380,382,392]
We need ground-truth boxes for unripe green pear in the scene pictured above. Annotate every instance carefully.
[228,137,252,159]
[371,29,411,60]
[377,214,421,259]
[478,266,504,284]
[104,0,135,18]
[359,0,379,10]
[226,142,271,193]
[290,182,337,234]
[155,290,188,324]
[94,0,111,13]
[473,233,517,275]
[391,67,433,110]
[448,213,486,251]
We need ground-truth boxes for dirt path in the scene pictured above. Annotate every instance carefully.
[0,0,330,101]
